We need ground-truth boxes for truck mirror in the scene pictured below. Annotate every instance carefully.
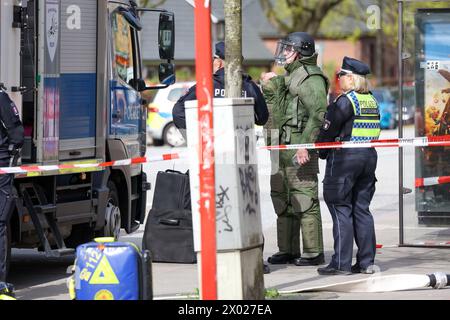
[118,7,142,31]
[158,12,175,60]
[129,78,147,91]
[138,63,175,91]
[159,63,175,86]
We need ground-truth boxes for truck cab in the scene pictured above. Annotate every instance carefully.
[0,0,175,275]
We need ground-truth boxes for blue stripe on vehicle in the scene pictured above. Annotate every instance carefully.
[159,112,172,119]
[59,73,96,139]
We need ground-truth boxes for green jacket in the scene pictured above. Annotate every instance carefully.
[262,53,329,168]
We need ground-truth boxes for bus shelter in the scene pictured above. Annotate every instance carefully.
[398,0,450,247]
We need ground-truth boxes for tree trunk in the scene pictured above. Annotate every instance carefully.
[224,0,242,98]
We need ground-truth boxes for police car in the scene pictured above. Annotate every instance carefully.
[147,82,194,147]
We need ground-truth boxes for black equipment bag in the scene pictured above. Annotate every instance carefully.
[151,170,191,211]
[143,170,196,263]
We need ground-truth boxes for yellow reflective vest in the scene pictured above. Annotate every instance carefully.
[346,91,381,142]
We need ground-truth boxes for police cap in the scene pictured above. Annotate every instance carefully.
[213,41,244,61]
[337,56,371,77]
[214,41,226,60]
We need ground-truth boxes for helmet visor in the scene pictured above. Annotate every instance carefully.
[274,40,297,65]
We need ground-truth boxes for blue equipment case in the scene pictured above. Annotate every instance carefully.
[72,238,152,300]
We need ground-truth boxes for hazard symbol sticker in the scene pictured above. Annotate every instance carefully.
[94,289,115,300]
[89,255,120,285]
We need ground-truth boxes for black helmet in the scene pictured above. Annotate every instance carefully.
[286,32,315,56]
[274,32,315,64]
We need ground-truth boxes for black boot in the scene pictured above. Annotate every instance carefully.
[317,264,351,275]
[293,253,325,266]
[267,252,299,264]
[351,263,376,274]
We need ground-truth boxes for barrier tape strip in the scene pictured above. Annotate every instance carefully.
[415,176,450,188]
[2,135,450,176]
[0,153,182,175]
[261,135,450,151]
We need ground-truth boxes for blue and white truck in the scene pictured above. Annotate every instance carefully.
[0,0,175,278]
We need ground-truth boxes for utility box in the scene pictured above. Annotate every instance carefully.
[185,98,264,251]
[186,98,265,300]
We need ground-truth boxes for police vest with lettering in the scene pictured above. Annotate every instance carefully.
[346,91,381,142]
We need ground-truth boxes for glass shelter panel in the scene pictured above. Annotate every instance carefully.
[400,1,450,246]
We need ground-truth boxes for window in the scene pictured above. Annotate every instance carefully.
[167,88,186,102]
[112,13,135,84]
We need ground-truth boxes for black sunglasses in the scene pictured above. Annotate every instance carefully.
[337,72,349,79]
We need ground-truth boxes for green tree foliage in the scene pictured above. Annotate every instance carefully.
[260,0,448,43]
[259,0,345,36]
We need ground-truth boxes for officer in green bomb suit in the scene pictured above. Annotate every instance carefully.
[261,32,329,266]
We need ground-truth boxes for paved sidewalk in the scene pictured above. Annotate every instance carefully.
[120,223,450,300]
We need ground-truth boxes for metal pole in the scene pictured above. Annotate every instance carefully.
[194,0,217,300]
[398,0,405,245]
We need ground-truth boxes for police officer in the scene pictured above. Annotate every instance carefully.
[172,42,270,273]
[172,41,269,133]
[0,86,24,282]
[317,57,379,275]
[261,32,328,266]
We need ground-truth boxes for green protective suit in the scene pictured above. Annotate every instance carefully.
[262,53,329,258]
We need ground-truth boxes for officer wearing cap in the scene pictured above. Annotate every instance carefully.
[172,41,269,133]
[317,56,380,275]
[0,86,24,282]
[172,42,270,274]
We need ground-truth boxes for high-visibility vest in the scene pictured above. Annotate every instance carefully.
[0,282,16,300]
[346,91,381,142]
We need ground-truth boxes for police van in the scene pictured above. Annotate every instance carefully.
[0,0,175,278]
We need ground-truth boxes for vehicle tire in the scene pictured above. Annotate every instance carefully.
[101,181,121,240]
[152,138,165,147]
[163,122,186,147]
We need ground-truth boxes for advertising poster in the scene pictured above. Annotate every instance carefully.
[424,61,450,137]
[415,10,450,219]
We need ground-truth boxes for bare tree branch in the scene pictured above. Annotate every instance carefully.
[259,0,292,34]
[259,0,345,36]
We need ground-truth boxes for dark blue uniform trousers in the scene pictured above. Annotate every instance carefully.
[0,159,13,282]
[323,148,377,271]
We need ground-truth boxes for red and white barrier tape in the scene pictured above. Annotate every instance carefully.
[415,176,450,188]
[3,135,450,176]
[0,153,183,175]
[261,135,450,151]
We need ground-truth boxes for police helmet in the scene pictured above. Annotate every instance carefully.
[274,32,315,65]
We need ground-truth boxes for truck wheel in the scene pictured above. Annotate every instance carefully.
[104,181,121,240]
